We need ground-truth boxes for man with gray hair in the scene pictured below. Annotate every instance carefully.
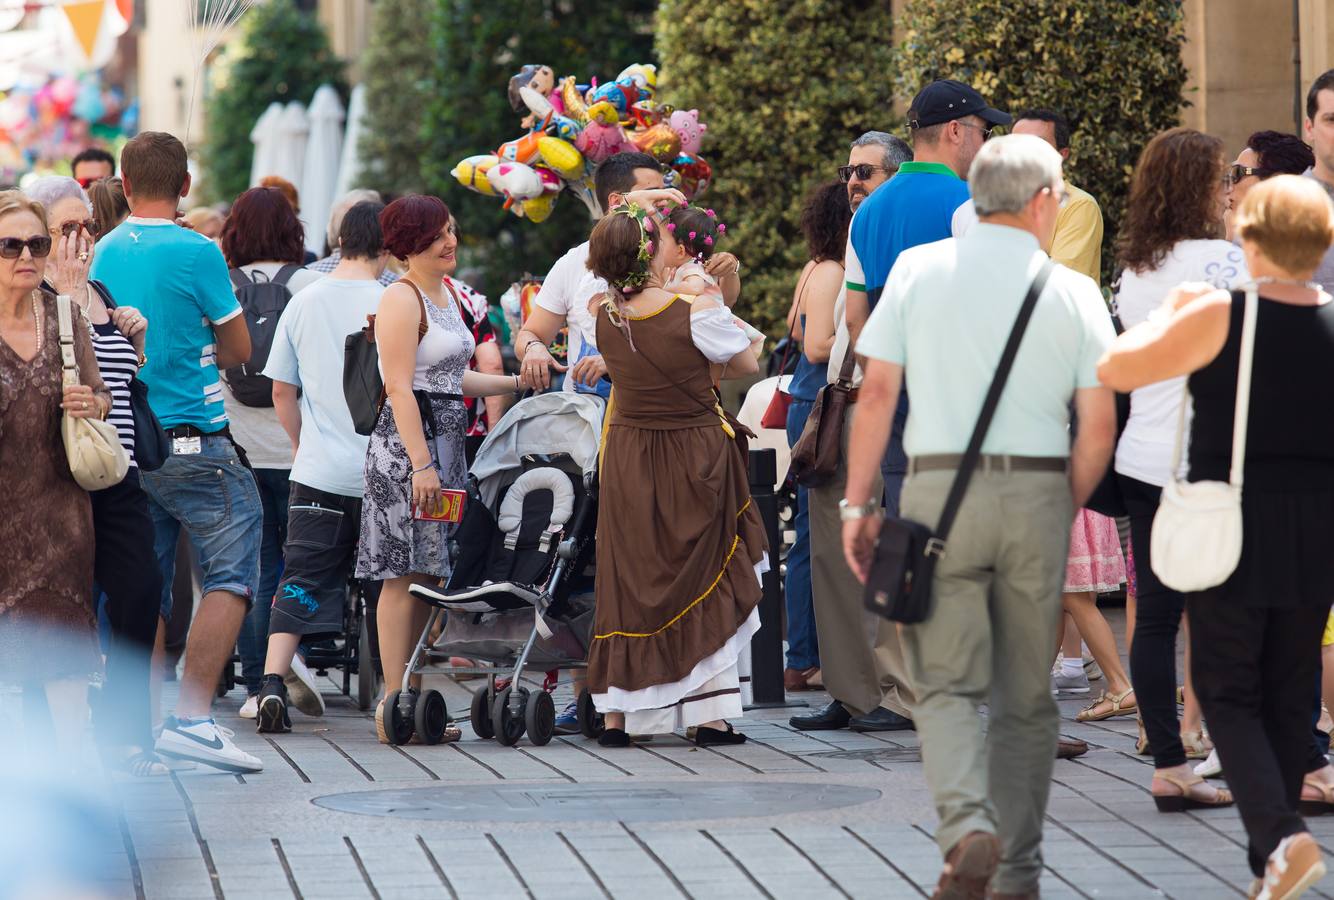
[790,129,918,733]
[840,134,1117,900]
[309,189,396,286]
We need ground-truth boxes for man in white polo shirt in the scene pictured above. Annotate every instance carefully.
[841,135,1116,900]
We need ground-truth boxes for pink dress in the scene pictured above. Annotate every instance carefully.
[1064,509,1126,593]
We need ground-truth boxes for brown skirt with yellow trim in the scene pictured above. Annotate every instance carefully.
[586,420,765,697]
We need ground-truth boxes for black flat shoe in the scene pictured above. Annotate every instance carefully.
[848,707,914,732]
[598,728,630,747]
[695,724,747,747]
[789,700,851,731]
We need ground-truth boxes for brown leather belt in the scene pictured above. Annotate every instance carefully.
[908,454,1068,475]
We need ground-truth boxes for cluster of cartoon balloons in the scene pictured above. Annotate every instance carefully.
[451,63,712,223]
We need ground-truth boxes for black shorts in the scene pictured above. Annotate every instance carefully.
[270,482,363,639]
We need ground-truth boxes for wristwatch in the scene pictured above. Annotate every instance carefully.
[838,498,880,521]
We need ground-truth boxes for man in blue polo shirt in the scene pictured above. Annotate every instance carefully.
[91,131,263,774]
[845,79,1010,515]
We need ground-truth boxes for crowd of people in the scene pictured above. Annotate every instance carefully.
[6,68,1334,900]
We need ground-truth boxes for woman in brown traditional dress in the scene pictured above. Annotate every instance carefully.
[0,190,110,751]
[584,204,764,747]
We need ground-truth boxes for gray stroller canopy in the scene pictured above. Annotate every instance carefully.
[470,392,606,509]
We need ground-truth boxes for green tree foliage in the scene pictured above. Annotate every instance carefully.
[200,0,347,204]
[357,0,437,196]
[895,0,1189,285]
[656,0,897,336]
[421,0,656,301]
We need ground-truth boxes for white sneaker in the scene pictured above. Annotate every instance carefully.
[238,695,258,719]
[285,655,325,718]
[1195,748,1223,779]
[154,716,263,774]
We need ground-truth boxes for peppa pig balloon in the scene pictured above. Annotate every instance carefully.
[669,109,707,157]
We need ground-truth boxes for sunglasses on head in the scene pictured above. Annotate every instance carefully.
[838,164,894,183]
[56,219,99,239]
[0,236,52,259]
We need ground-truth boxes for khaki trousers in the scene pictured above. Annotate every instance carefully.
[898,468,1073,894]
[807,403,915,718]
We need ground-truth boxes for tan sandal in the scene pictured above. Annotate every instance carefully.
[1136,718,1151,755]
[1181,729,1213,760]
[1152,771,1233,812]
[1301,775,1334,816]
[1076,688,1137,722]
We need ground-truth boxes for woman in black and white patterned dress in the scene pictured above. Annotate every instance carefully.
[355,196,519,740]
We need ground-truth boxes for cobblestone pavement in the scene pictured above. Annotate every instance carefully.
[88,611,1334,900]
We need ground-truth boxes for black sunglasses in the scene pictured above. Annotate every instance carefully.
[0,236,51,259]
[1227,163,1272,185]
[838,164,894,183]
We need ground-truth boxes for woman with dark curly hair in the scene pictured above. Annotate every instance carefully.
[1112,127,1248,812]
[217,186,324,717]
[776,181,849,691]
[354,195,519,742]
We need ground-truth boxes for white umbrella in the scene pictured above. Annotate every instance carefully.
[299,84,345,255]
[269,100,309,189]
[248,101,284,188]
[333,83,367,198]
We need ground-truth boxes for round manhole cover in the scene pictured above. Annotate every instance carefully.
[312,781,880,823]
[809,748,922,763]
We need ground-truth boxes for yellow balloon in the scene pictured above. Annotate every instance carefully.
[586,101,620,126]
[452,155,498,196]
[522,193,558,223]
[537,136,585,181]
[559,76,588,125]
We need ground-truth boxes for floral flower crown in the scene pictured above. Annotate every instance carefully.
[610,202,657,292]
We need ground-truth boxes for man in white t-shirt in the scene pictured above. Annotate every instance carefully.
[254,200,390,733]
[515,151,741,393]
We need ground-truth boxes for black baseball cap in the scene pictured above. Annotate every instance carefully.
[908,79,1012,129]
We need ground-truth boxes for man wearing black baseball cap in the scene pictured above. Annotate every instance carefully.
[844,78,1011,517]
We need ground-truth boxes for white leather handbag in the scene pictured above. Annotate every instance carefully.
[57,292,129,491]
[1150,286,1256,592]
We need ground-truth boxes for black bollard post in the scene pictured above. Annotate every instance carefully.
[746,448,806,710]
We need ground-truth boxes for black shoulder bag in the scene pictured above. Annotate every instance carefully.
[864,260,1054,624]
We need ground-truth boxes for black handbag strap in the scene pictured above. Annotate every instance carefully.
[931,259,1054,552]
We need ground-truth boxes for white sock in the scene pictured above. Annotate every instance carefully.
[1061,657,1084,678]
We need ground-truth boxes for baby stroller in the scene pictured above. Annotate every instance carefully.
[385,392,605,747]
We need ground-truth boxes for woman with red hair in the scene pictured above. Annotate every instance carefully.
[218,186,323,719]
[354,195,519,741]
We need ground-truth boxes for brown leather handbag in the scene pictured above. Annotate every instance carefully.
[788,347,855,487]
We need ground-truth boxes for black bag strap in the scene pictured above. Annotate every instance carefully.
[229,268,254,290]
[272,264,302,287]
[931,259,1054,552]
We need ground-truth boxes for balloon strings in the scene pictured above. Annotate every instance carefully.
[183,0,259,151]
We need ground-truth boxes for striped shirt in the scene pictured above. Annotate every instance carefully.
[91,319,138,467]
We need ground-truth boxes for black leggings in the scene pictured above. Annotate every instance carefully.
[1189,595,1327,876]
[1119,474,1189,769]
[92,469,163,751]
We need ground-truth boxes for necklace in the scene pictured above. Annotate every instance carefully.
[1254,276,1321,290]
[30,291,41,355]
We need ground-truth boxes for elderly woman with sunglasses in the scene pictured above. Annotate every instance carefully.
[21,176,167,776]
[0,189,112,761]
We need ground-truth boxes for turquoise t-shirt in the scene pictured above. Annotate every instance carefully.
[90,218,241,432]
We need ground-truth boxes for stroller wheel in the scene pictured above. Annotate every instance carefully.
[471,686,495,740]
[377,689,415,745]
[525,689,555,746]
[491,687,528,747]
[577,689,604,739]
[414,689,450,745]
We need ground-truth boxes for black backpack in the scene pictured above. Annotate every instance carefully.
[223,265,300,407]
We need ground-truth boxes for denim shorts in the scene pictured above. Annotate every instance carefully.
[141,434,263,619]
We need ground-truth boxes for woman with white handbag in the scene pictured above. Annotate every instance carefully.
[1100,175,1334,900]
[0,190,117,760]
